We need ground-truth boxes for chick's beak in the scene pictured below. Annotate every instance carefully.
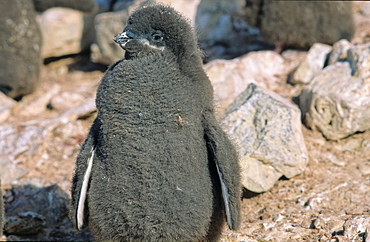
[113,32,130,44]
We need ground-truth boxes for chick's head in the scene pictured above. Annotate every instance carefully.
[114,3,199,59]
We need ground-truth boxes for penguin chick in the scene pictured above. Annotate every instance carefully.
[70,3,241,242]
[245,0,354,49]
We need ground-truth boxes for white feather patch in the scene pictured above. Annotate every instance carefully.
[214,159,233,229]
[208,142,233,229]
[140,39,165,51]
[77,147,96,230]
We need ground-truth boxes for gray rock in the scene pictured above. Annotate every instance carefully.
[291,43,332,85]
[205,51,288,113]
[4,212,46,235]
[0,0,96,99]
[299,60,370,140]
[222,83,308,193]
[0,0,42,99]
[38,8,95,58]
[5,184,69,225]
[328,39,352,65]
[3,184,93,240]
[90,10,128,65]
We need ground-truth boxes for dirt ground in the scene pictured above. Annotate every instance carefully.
[1,49,369,241]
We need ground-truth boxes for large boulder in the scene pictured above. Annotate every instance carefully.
[4,184,69,235]
[299,43,370,140]
[0,0,42,99]
[37,0,97,59]
[223,83,308,193]
[205,51,288,113]
[0,0,96,99]
[38,8,96,59]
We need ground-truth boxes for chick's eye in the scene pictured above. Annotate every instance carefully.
[152,33,163,42]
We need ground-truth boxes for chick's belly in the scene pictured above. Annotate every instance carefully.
[89,129,214,226]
